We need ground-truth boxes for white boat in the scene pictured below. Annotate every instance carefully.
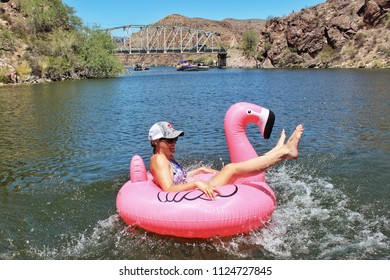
[176,60,209,71]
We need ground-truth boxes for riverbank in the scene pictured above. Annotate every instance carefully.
[2,0,390,86]
[0,0,123,86]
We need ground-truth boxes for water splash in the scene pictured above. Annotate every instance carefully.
[214,162,390,259]
[3,160,388,260]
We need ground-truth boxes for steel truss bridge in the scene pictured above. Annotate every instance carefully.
[106,25,228,55]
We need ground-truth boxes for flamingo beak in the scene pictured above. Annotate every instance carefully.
[263,110,275,139]
[247,108,275,139]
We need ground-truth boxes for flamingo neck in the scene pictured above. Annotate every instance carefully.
[225,121,258,163]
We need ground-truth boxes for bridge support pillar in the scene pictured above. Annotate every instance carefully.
[217,53,227,68]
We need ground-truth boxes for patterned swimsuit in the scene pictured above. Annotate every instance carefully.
[170,160,187,185]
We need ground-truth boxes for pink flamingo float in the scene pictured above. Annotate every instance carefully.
[116,102,276,238]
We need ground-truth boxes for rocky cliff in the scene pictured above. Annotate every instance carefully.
[258,0,390,68]
[123,0,390,68]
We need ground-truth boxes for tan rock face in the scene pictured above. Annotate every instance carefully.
[360,0,390,25]
[258,0,390,68]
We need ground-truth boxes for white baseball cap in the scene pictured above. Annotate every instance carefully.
[148,121,184,141]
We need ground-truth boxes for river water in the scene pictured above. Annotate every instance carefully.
[0,68,389,260]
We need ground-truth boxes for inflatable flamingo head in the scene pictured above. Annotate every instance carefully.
[224,102,275,163]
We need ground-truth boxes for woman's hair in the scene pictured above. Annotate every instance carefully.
[151,141,157,154]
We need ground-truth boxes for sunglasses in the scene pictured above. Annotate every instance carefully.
[160,137,178,144]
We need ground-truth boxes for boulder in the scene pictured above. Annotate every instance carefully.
[358,0,390,25]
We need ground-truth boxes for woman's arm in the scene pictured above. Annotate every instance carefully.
[150,155,218,199]
[187,166,218,178]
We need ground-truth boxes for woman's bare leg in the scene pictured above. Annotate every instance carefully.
[210,124,304,186]
[265,129,286,155]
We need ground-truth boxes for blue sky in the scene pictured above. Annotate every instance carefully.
[62,0,325,28]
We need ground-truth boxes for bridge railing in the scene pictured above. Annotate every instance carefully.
[106,25,227,54]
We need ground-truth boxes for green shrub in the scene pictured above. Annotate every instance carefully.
[3,0,123,81]
[279,52,303,67]
[264,39,271,49]
[0,66,10,83]
[242,30,259,57]
[10,19,31,40]
[45,56,71,79]
[46,29,80,59]
[354,31,366,47]
[288,46,298,53]
[15,60,32,78]
[27,56,49,77]
[15,0,82,34]
[78,27,123,78]
[0,26,15,51]
[319,44,338,63]
[343,43,356,59]
[0,13,12,24]
[372,59,383,68]
[377,44,390,57]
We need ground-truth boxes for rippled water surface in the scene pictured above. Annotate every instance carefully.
[0,68,389,259]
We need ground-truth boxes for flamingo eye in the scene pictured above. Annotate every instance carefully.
[247,109,252,114]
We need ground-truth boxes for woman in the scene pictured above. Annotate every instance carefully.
[149,121,303,200]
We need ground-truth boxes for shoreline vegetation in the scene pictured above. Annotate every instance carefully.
[1,0,389,86]
[0,0,123,86]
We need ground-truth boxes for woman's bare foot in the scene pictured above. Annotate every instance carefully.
[286,124,304,160]
[276,129,286,148]
[265,129,286,155]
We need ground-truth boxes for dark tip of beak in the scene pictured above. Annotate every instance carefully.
[264,110,275,139]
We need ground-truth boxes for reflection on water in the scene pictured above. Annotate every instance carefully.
[0,68,389,259]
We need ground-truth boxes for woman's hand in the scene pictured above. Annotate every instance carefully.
[198,166,219,174]
[151,155,219,199]
[194,180,220,200]
[187,166,218,178]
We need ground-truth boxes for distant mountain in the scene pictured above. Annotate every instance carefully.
[155,14,266,49]
[115,14,268,68]
[150,1,390,68]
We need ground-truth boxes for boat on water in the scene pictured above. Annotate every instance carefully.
[133,64,149,71]
[176,60,209,71]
